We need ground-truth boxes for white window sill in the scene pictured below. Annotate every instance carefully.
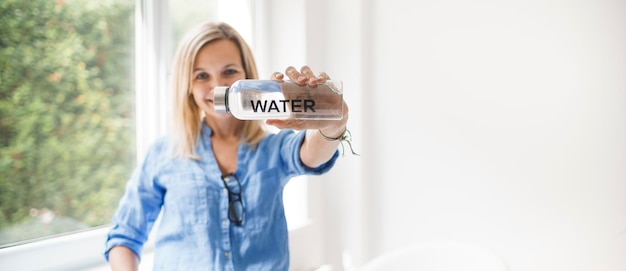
[0,219,314,271]
[0,227,112,271]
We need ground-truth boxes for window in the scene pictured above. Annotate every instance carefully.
[0,0,136,247]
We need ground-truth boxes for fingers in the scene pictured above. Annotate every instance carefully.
[285,66,306,84]
[283,66,329,86]
[300,66,316,85]
[270,71,284,81]
[301,66,322,86]
[318,72,329,83]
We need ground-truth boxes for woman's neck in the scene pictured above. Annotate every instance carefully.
[205,116,243,141]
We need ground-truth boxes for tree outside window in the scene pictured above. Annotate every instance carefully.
[0,0,135,246]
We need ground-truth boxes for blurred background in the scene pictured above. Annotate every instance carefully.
[0,0,624,270]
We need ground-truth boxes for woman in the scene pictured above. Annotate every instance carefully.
[104,21,350,270]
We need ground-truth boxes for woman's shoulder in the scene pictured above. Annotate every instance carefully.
[139,135,177,164]
[140,136,195,174]
[147,135,171,153]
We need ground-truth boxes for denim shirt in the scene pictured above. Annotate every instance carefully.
[104,123,339,271]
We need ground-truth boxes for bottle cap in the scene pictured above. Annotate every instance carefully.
[213,86,229,113]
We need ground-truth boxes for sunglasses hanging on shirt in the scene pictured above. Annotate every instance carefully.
[221,173,244,226]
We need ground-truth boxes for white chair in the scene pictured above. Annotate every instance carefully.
[359,241,509,271]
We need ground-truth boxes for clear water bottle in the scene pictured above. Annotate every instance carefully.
[213,79,343,120]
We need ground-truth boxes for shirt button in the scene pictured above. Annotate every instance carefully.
[223,220,229,226]
[222,189,228,195]
[225,252,230,257]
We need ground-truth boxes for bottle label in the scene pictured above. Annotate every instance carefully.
[229,80,343,120]
[249,99,316,113]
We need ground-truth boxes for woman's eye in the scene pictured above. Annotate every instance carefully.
[195,73,209,80]
[224,69,238,76]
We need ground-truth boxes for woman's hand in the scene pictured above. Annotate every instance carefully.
[268,66,353,167]
[266,66,349,138]
[272,65,330,87]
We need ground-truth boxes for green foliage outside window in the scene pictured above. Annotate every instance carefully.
[0,0,135,245]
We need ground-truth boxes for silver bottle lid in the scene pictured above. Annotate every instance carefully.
[213,86,229,113]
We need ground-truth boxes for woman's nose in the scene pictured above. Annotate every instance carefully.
[207,78,222,92]
[216,78,232,88]
[208,78,231,94]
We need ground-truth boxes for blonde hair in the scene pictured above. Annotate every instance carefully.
[170,21,266,159]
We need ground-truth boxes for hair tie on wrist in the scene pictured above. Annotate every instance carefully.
[319,128,360,156]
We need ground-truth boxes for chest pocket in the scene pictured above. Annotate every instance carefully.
[160,173,218,225]
[239,168,287,234]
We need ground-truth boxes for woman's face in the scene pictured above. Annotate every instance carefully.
[191,39,246,119]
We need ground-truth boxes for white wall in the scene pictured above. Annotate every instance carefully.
[262,0,626,270]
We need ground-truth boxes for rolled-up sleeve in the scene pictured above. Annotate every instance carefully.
[280,130,340,175]
[104,143,164,262]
